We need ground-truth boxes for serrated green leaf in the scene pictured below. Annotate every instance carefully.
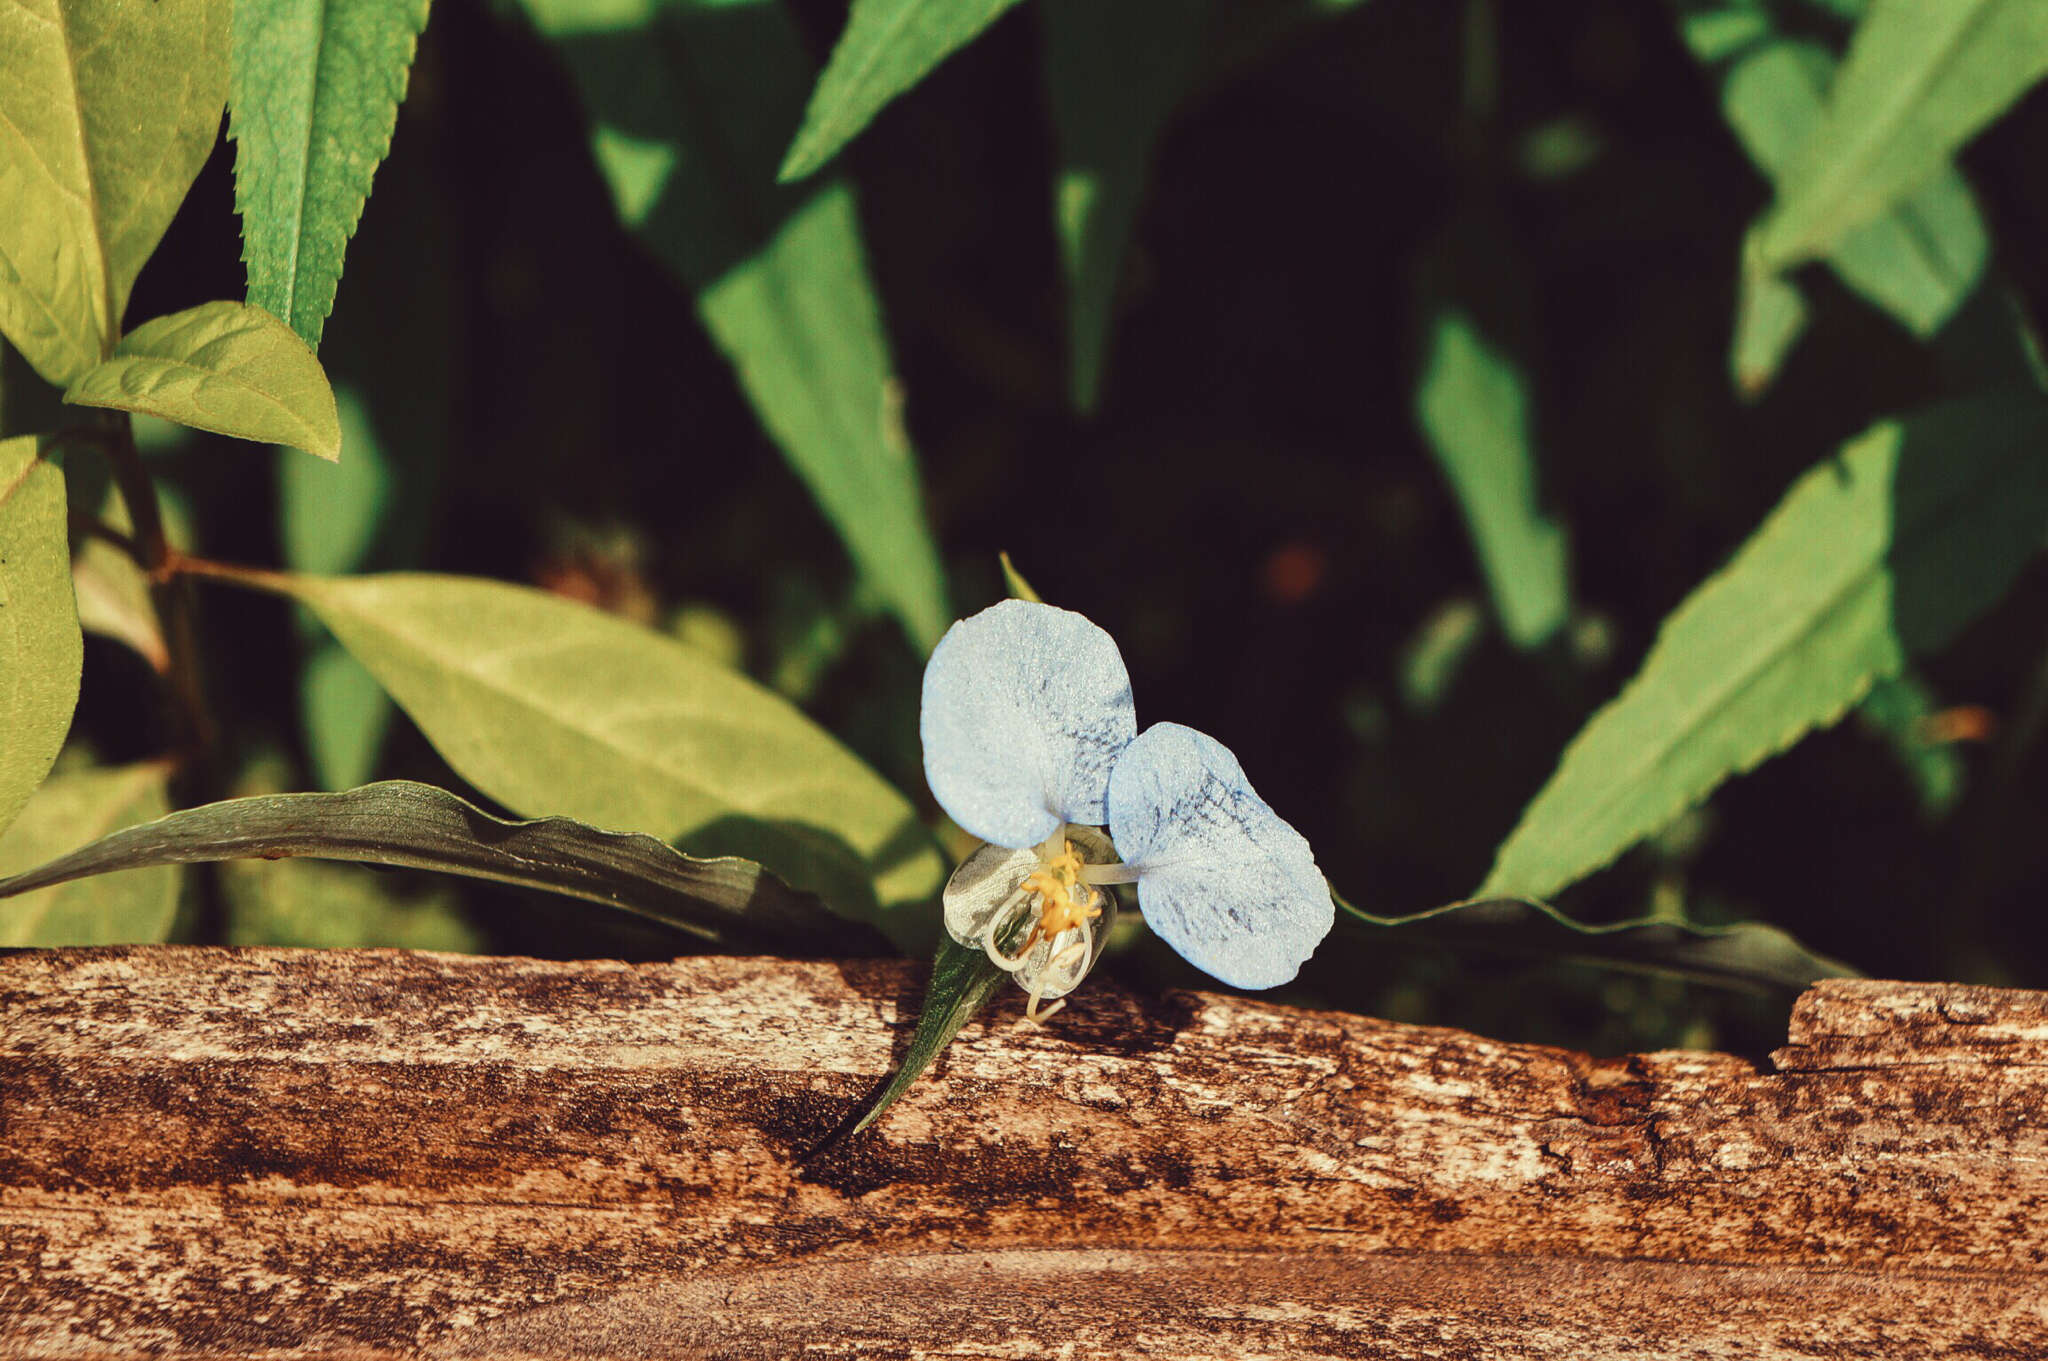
[0,436,80,838]
[522,0,949,651]
[228,0,431,349]
[1414,310,1569,649]
[1482,394,2048,902]
[0,762,176,946]
[0,0,228,385]
[1720,39,1985,392]
[845,933,1010,1137]
[777,0,1024,183]
[0,778,882,952]
[1336,891,1856,993]
[1044,0,1210,413]
[1755,0,2048,270]
[259,570,943,948]
[63,301,343,459]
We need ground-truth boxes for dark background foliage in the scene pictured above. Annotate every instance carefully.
[95,0,2048,1056]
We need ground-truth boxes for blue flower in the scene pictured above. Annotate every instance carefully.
[921,600,1332,1016]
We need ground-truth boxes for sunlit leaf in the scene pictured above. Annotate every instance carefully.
[1720,38,1985,391]
[259,571,944,946]
[0,778,885,953]
[1044,0,1210,412]
[1336,891,1856,994]
[522,0,950,651]
[1414,310,1569,650]
[0,0,228,385]
[777,0,1024,183]
[63,301,343,460]
[0,437,80,837]
[0,762,176,946]
[229,0,432,349]
[1483,394,2048,902]
[1755,0,2048,269]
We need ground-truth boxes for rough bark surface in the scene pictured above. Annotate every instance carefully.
[1,947,2044,1359]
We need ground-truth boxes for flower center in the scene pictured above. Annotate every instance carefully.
[1018,839,1101,953]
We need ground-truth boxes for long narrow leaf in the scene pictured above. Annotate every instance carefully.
[1338,893,1856,995]
[521,0,950,651]
[778,0,1024,183]
[1043,0,1210,413]
[0,780,886,953]
[229,0,432,349]
[1483,394,2048,902]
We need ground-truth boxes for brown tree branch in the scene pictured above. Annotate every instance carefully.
[1,948,2043,1358]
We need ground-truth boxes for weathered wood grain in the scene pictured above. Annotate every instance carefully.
[2,947,2044,1359]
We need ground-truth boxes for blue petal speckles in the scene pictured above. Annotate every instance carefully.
[1108,722,1332,989]
[921,599,1138,848]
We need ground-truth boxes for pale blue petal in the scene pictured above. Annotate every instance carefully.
[1107,722,1331,989]
[921,600,1137,848]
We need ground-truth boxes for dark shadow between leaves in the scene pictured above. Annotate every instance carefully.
[540,0,828,294]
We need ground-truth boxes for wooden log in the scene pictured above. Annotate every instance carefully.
[1,946,2044,1359]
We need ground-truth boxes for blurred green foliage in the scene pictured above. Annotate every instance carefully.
[6,0,2048,1060]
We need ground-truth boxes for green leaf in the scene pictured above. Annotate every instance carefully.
[1755,0,2048,270]
[1337,892,1856,994]
[261,570,944,947]
[0,437,80,838]
[0,778,884,953]
[0,762,176,946]
[844,934,1010,1138]
[228,0,432,349]
[0,0,228,385]
[1044,0,1210,412]
[282,387,394,785]
[1482,394,2048,902]
[63,301,343,460]
[70,485,168,673]
[1720,39,1985,392]
[522,0,950,651]
[1414,310,1569,650]
[777,0,1024,182]
[1730,258,1810,398]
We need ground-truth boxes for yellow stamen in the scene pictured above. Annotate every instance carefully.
[1017,839,1102,955]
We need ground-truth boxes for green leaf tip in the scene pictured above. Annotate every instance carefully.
[229,0,434,350]
[777,0,1028,183]
[63,302,344,460]
[843,934,1011,1138]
